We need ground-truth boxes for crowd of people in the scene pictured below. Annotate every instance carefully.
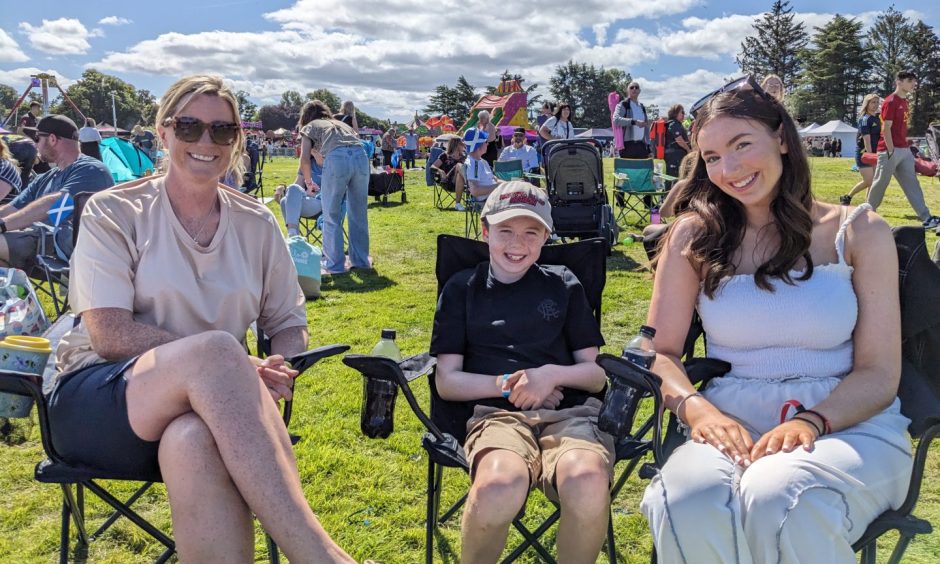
[0,64,936,563]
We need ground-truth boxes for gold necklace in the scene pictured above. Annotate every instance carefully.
[187,195,218,245]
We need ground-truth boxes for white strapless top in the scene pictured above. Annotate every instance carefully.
[697,205,870,381]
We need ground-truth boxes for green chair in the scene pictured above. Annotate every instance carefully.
[493,159,524,181]
[611,158,667,227]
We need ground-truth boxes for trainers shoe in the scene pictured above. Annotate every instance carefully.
[455,202,466,211]
[839,195,852,206]
[923,216,940,230]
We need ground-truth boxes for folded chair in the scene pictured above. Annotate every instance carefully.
[343,235,665,563]
[611,158,667,227]
[30,192,95,320]
[241,144,265,201]
[493,158,525,181]
[0,328,348,563]
[639,225,940,564]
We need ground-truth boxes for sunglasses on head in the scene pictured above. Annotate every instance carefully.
[688,75,769,119]
[165,116,240,146]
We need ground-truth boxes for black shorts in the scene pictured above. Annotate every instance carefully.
[47,357,162,481]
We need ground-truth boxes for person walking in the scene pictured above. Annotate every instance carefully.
[841,94,881,206]
[866,70,940,230]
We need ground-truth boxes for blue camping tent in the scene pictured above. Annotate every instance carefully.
[100,137,154,182]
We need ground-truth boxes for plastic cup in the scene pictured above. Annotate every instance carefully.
[0,336,52,418]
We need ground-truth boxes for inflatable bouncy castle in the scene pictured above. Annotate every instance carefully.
[458,79,529,134]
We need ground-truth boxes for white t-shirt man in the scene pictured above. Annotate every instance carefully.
[498,143,539,171]
[629,100,646,140]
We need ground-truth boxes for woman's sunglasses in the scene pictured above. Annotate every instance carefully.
[166,116,240,146]
[688,75,769,119]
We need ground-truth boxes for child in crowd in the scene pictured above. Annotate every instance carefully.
[430,181,614,563]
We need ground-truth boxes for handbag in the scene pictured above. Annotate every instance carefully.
[286,236,322,299]
[0,268,49,339]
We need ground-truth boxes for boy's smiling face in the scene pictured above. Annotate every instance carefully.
[483,216,550,284]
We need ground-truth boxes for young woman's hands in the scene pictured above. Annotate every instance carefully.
[750,419,818,462]
[686,401,755,466]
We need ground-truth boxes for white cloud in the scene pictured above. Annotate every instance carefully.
[19,18,92,55]
[98,16,132,26]
[631,69,733,111]
[0,29,28,63]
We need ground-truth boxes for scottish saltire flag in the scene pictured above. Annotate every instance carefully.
[47,193,74,227]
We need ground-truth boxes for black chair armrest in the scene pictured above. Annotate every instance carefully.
[343,353,447,442]
[684,357,732,387]
[0,369,44,401]
[288,344,350,376]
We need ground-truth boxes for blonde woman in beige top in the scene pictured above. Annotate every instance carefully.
[49,75,354,563]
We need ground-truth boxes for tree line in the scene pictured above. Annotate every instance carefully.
[738,1,939,134]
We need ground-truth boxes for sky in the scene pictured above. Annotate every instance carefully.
[0,0,935,123]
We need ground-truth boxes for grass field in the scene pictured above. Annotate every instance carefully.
[1,155,938,563]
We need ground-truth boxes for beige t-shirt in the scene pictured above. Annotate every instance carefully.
[56,178,307,373]
[300,119,361,156]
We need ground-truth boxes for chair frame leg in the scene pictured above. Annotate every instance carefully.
[425,459,438,564]
[267,532,281,564]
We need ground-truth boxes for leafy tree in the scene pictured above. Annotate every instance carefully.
[258,104,298,131]
[548,60,631,127]
[305,89,342,113]
[424,75,478,126]
[736,0,808,90]
[0,84,18,123]
[868,6,914,94]
[50,69,154,129]
[279,90,304,115]
[235,90,257,122]
[903,21,940,135]
[794,15,873,124]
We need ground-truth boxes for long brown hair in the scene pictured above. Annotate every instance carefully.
[670,86,813,298]
[298,100,332,128]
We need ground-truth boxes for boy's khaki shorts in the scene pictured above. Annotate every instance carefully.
[464,398,615,500]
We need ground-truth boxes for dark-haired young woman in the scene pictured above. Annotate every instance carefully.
[640,79,912,562]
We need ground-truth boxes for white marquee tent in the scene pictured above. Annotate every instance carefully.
[799,120,858,157]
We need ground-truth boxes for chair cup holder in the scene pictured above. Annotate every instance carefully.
[595,354,662,440]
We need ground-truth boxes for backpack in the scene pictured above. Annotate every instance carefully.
[650,118,667,160]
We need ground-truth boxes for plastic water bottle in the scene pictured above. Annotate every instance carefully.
[597,325,657,438]
[650,207,661,225]
[360,329,402,438]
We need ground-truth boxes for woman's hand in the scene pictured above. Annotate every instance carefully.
[686,401,754,466]
[750,419,818,462]
[304,177,320,194]
[250,355,299,402]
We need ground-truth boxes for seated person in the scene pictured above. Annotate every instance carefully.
[0,138,22,202]
[277,154,324,237]
[429,137,466,209]
[498,127,540,177]
[47,75,353,562]
[431,181,614,563]
[1,115,114,270]
[463,128,503,201]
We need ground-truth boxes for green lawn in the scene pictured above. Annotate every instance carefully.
[1,156,938,563]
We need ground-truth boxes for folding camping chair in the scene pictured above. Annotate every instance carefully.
[493,159,525,181]
[611,158,668,227]
[31,192,95,320]
[0,322,348,563]
[427,147,459,211]
[637,225,940,564]
[343,235,667,563]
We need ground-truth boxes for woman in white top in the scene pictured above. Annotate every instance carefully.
[48,75,354,563]
[640,76,911,563]
[539,103,576,141]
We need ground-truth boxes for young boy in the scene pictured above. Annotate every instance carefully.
[430,181,614,563]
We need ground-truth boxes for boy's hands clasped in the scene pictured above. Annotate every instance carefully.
[497,368,564,410]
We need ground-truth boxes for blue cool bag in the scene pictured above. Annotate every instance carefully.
[287,236,322,299]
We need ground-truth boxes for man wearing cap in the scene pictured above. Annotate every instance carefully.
[0,115,114,270]
[462,127,503,209]
[498,127,540,184]
[431,180,613,563]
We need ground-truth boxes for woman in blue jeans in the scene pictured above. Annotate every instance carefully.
[296,100,370,273]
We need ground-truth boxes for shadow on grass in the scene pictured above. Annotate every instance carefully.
[320,270,397,293]
[433,529,459,564]
[605,249,644,272]
[368,199,407,209]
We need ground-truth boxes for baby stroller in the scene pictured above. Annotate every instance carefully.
[541,139,617,251]
[926,122,940,167]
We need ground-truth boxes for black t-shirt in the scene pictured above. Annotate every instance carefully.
[430,261,605,411]
[19,113,38,129]
[665,120,689,153]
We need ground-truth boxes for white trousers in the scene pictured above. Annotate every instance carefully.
[641,375,913,564]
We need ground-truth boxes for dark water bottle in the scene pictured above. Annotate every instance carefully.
[360,329,402,439]
[597,325,657,438]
